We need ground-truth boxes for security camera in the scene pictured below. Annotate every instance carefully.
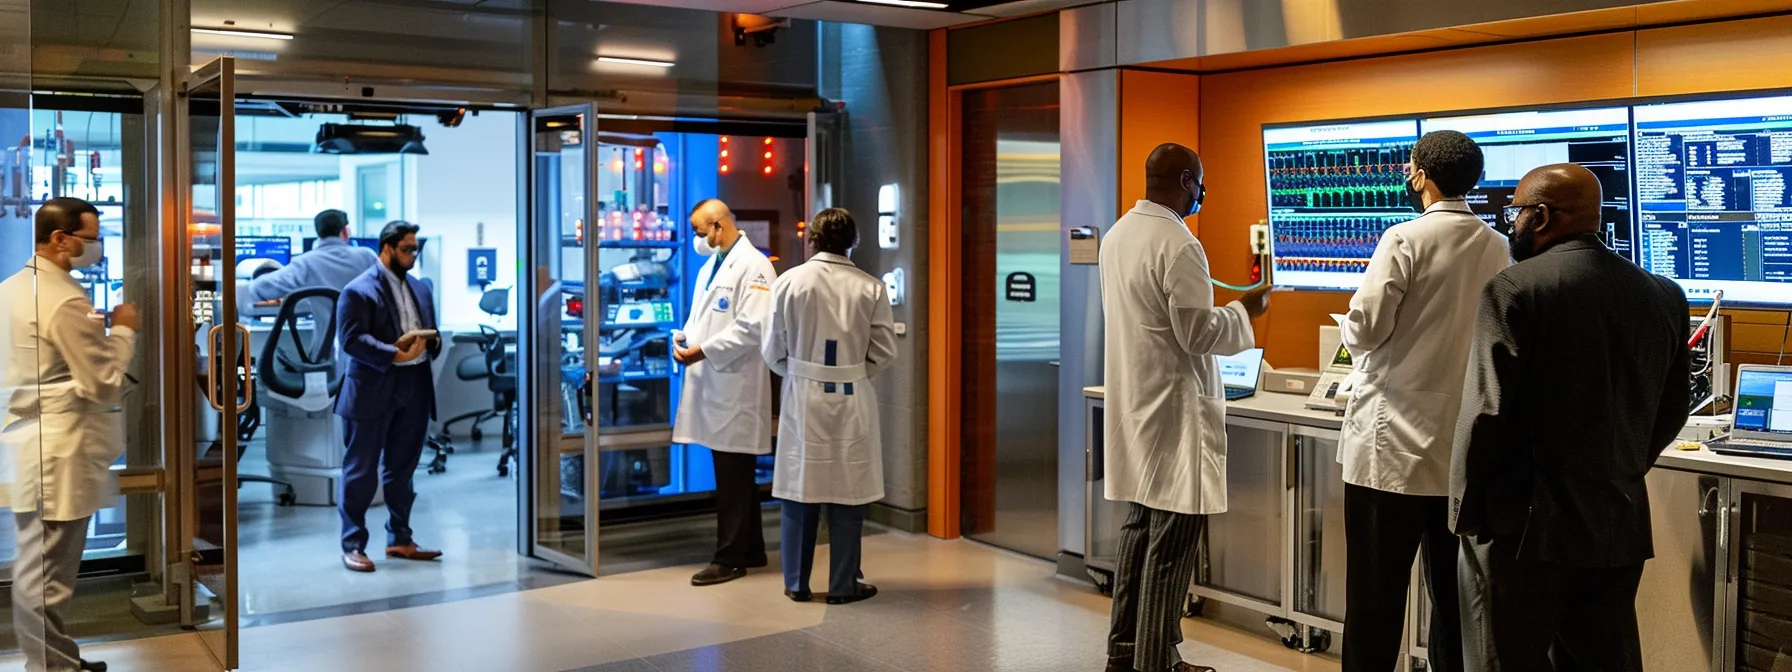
[732,13,787,48]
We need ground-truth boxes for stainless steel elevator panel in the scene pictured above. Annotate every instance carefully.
[974,137,1062,559]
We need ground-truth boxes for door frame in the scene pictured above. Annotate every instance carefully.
[519,103,601,576]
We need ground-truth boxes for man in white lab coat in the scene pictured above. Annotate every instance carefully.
[674,199,777,587]
[1337,130,1509,672]
[1100,144,1271,672]
[3,198,140,672]
[761,208,898,605]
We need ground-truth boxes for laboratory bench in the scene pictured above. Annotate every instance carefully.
[1081,386,1792,672]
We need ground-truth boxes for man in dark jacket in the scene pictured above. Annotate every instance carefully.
[1450,163,1690,672]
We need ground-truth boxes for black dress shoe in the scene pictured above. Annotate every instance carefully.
[784,588,813,603]
[825,582,878,605]
[80,660,107,672]
[1104,656,1133,672]
[691,563,747,587]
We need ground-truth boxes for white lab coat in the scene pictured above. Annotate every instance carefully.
[761,253,898,506]
[1339,200,1510,496]
[672,236,777,455]
[0,257,137,521]
[1100,201,1256,516]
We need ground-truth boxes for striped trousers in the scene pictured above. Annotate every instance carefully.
[1108,503,1207,672]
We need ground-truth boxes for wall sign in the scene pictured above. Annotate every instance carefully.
[468,247,498,288]
[1004,272,1036,302]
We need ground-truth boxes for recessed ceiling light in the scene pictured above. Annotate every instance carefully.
[597,56,675,68]
[853,0,950,8]
[192,27,294,40]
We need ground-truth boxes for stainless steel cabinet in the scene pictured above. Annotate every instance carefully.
[1728,479,1792,672]
[1085,396,1126,586]
[1637,467,1725,672]
[1292,427,1348,631]
[1195,417,1291,615]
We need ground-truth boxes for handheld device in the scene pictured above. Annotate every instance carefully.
[1305,343,1357,412]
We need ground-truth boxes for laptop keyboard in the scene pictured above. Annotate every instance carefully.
[1225,387,1254,401]
[1708,439,1792,460]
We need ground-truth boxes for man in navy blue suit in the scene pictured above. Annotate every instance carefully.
[335,220,444,572]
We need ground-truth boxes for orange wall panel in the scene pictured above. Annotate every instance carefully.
[1119,70,1201,230]
[1637,15,1792,97]
[926,28,959,539]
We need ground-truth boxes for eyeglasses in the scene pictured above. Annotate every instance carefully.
[398,244,420,254]
[1502,202,1549,226]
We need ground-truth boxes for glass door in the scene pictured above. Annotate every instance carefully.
[177,57,243,668]
[524,104,599,575]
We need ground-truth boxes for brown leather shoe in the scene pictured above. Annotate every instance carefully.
[385,543,443,561]
[343,550,375,573]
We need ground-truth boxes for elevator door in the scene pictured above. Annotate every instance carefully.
[961,82,1061,559]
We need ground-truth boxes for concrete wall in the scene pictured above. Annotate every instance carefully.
[820,22,930,532]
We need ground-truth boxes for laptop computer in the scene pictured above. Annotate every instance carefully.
[1217,349,1265,401]
[1708,364,1792,460]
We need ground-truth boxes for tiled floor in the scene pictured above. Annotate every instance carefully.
[0,531,1343,672]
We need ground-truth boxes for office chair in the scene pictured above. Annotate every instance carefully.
[247,287,344,506]
[432,287,519,476]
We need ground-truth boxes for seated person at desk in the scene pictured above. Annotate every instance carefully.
[247,209,379,302]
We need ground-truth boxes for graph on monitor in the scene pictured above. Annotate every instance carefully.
[1420,107,1633,256]
[1634,94,1792,306]
[1263,120,1419,290]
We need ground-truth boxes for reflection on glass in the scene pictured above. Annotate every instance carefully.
[1295,434,1347,623]
[532,112,589,560]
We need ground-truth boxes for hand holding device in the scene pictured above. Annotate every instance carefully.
[111,303,141,331]
[1240,285,1274,318]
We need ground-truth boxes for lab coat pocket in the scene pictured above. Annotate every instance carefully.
[800,382,868,462]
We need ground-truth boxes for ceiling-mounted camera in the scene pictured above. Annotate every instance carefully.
[732,13,787,48]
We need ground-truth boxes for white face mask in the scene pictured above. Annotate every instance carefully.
[692,235,714,257]
[69,237,103,269]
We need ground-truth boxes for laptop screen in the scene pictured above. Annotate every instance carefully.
[1218,349,1265,390]
[1735,367,1792,435]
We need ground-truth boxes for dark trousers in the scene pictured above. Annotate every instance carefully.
[711,450,767,568]
[780,502,866,596]
[1343,484,1462,672]
[1459,536,1646,672]
[1108,503,1206,672]
[339,365,432,552]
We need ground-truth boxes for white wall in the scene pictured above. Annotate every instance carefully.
[402,112,520,331]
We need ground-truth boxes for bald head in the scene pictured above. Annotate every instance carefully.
[1508,163,1603,261]
[689,198,740,252]
[1144,143,1204,217]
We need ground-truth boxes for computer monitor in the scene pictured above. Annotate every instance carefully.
[1633,94,1792,306]
[1263,119,1420,291]
[1217,349,1265,390]
[1420,106,1633,255]
[235,237,292,266]
[1732,365,1792,439]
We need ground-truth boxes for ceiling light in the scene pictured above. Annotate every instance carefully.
[853,0,950,8]
[192,27,294,40]
[598,56,675,68]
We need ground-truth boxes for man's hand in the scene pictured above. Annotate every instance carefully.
[1240,285,1274,319]
[111,303,141,331]
[394,338,428,364]
[674,344,706,365]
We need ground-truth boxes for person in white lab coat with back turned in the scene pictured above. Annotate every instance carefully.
[1100,143,1271,672]
[1337,130,1509,672]
[761,208,897,605]
[3,197,139,672]
[674,198,778,587]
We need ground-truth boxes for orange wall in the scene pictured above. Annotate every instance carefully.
[1119,70,1201,225]
[1193,19,1792,369]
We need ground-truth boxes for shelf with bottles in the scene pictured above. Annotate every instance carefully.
[593,205,679,246]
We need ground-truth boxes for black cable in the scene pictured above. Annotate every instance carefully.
[1779,310,1791,366]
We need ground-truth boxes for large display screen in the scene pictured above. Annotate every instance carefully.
[1264,120,1418,290]
[1634,95,1792,305]
[1421,107,1634,257]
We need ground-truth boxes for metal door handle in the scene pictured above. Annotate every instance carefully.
[205,325,225,411]
[234,323,254,414]
[1049,360,1061,367]
[579,371,594,427]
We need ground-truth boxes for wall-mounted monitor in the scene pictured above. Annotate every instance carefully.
[1634,94,1792,306]
[235,236,293,266]
[1421,106,1633,256]
[1263,120,1419,290]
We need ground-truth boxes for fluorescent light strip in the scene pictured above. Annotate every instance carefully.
[597,56,675,68]
[192,27,294,40]
[853,0,950,8]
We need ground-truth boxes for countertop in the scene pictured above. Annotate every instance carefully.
[1081,386,1792,485]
